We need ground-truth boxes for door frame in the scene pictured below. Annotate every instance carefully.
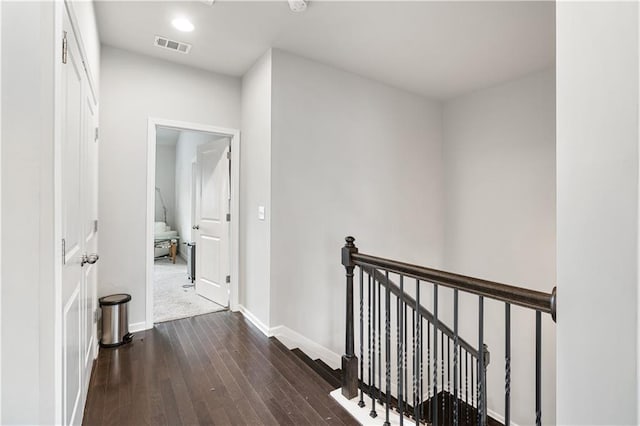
[145,117,240,330]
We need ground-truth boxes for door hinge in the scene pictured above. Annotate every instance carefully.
[94,220,98,232]
[226,151,231,160]
[226,213,231,222]
[95,127,99,142]
[93,309,99,324]
[62,31,68,64]
[61,238,66,265]
[225,275,230,284]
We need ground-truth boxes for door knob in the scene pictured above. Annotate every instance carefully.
[192,225,200,230]
[81,253,99,267]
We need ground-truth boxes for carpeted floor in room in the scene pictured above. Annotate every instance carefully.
[153,257,225,323]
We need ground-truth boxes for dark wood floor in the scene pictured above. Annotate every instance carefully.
[82,311,358,426]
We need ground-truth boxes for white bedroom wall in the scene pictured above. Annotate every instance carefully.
[238,50,272,328]
[99,46,240,327]
[269,49,444,361]
[557,2,639,423]
[154,144,176,229]
[442,68,556,425]
[1,3,56,422]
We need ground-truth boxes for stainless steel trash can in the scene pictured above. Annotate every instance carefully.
[186,242,196,283]
[99,294,133,347]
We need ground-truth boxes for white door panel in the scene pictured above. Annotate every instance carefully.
[80,65,98,399]
[63,286,81,426]
[195,141,230,306]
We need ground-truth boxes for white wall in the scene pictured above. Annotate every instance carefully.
[557,2,639,424]
[1,3,57,423]
[442,69,556,425]
[99,46,240,326]
[0,1,3,420]
[154,144,176,229]
[269,49,444,359]
[174,131,228,257]
[239,50,272,327]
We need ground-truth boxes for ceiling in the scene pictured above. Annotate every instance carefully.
[95,1,555,100]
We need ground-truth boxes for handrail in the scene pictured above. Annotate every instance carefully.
[353,252,556,320]
[361,265,480,358]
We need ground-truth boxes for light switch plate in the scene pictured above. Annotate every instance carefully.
[258,205,265,221]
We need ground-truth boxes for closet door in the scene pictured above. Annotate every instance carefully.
[60,9,98,425]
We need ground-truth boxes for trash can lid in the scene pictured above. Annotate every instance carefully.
[99,293,132,306]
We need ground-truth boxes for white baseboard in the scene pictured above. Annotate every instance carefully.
[129,321,149,333]
[270,325,342,370]
[237,305,342,370]
[236,304,271,337]
[487,408,520,426]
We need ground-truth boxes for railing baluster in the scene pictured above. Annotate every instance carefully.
[384,271,391,426]
[398,275,404,425]
[420,317,424,421]
[404,301,408,418]
[414,279,421,424]
[441,331,445,425]
[370,272,377,418]
[505,303,511,426]
[378,274,382,403]
[412,303,416,420]
[465,350,469,426]
[459,346,463,425]
[471,355,474,420]
[478,296,485,426]
[358,267,365,407]
[535,311,542,426]
[477,359,481,426]
[448,337,451,423]
[427,318,431,423]
[432,284,438,426]
[454,289,459,426]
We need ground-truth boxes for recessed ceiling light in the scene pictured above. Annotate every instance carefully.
[172,17,194,32]
[288,0,308,13]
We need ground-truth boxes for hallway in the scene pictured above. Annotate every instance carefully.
[82,311,356,425]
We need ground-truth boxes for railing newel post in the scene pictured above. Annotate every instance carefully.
[342,236,359,399]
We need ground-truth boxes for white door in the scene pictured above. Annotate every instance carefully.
[60,11,99,426]
[194,141,230,306]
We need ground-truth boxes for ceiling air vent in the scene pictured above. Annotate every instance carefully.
[154,36,192,54]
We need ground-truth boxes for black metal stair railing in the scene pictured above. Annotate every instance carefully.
[341,236,557,426]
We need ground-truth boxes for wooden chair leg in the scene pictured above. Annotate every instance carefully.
[170,241,177,264]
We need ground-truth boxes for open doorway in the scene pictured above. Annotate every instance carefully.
[146,119,240,327]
